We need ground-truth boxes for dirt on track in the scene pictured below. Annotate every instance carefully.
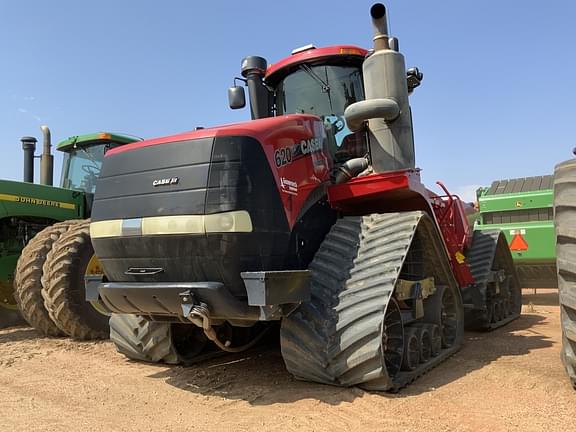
[0,290,574,432]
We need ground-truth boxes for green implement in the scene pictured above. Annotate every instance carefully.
[474,176,556,289]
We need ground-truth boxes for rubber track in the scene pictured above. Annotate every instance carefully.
[13,220,80,336]
[42,219,109,340]
[554,159,576,388]
[280,211,464,391]
[466,229,522,330]
[110,314,180,364]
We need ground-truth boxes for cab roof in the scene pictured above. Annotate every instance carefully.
[56,132,141,152]
[265,45,367,83]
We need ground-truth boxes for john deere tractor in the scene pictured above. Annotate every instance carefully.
[1,127,139,339]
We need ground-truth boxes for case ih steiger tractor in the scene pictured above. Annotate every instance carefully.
[554,151,576,389]
[88,4,520,390]
[1,127,139,339]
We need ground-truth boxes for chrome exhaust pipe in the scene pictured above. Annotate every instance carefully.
[39,125,53,186]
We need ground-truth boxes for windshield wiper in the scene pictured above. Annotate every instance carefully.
[299,64,333,112]
[300,64,330,92]
[79,148,96,163]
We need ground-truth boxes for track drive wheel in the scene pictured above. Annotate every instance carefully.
[13,220,80,336]
[42,219,109,340]
[109,314,180,364]
[554,158,576,389]
[423,285,460,348]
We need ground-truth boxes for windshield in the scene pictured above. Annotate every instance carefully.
[60,144,106,194]
[276,64,366,161]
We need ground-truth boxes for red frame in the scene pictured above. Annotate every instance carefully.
[328,170,475,287]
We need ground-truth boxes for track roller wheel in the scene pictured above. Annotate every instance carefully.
[494,301,502,323]
[413,325,432,363]
[401,327,420,371]
[502,296,511,318]
[42,219,109,340]
[440,287,460,348]
[428,324,441,357]
[424,285,459,349]
[13,220,80,336]
[489,301,497,324]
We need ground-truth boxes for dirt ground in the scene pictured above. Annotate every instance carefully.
[0,290,574,432]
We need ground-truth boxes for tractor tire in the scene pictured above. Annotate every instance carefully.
[280,212,464,391]
[13,220,80,336]
[554,159,576,389]
[110,314,180,364]
[41,219,109,340]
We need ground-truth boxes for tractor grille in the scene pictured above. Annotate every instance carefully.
[91,135,292,295]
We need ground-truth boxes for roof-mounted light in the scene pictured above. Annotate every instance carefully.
[291,44,316,55]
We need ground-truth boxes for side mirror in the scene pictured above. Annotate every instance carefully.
[228,86,246,109]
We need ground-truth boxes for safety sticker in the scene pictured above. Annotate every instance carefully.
[280,177,298,195]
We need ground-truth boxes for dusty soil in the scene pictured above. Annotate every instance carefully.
[0,290,574,432]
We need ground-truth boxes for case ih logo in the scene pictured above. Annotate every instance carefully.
[300,137,322,155]
[274,136,324,168]
[152,177,179,187]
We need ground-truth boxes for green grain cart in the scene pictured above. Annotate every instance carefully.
[1,128,139,338]
[475,176,556,289]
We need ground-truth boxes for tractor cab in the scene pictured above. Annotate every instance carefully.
[229,42,423,171]
[270,47,369,163]
[229,46,369,164]
[57,133,140,194]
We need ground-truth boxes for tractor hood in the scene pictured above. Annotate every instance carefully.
[94,114,330,226]
[90,114,332,292]
[0,179,84,221]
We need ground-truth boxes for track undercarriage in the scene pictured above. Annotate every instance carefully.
[465,230,522,331]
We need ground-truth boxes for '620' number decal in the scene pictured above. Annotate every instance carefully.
[274,147,292,167]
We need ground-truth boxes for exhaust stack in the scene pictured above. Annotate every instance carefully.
[21,136,37,183]
[344,3,416,173]
[39,125,54,186]
[241,56,272,120]
[370,3,389,50]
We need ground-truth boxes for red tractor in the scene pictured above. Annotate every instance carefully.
[88,4,520,390]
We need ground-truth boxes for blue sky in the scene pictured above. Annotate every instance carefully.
[1,0,573,201]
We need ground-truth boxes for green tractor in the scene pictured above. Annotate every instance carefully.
[474,176,557,289]
[554,153,576,389]
[1,127,139,339]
